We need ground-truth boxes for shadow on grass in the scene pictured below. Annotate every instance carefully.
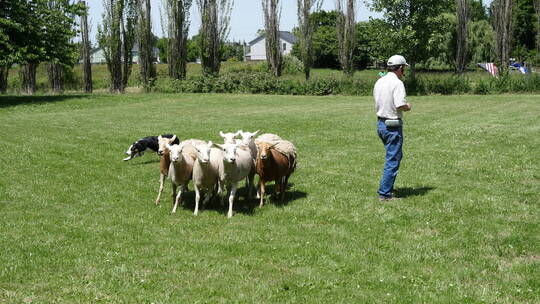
[173,183,307,216]
[394,186,435,198]
[125,158,160,165]
[0,94,88,108]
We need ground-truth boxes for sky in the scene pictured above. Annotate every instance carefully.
[85,0,382,43]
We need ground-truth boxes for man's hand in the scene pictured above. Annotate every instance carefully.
[398,103,412,112]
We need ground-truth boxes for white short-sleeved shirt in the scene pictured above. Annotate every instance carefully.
[373,72,407,119]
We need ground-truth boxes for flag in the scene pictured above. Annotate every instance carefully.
[477,63,498,77]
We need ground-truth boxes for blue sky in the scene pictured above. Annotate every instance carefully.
[85,0,382,43]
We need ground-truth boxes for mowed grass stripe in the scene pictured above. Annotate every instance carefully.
[1,94,539,303]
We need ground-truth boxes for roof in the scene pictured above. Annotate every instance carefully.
[248,31,297,46]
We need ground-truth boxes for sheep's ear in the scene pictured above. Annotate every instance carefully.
[269,142,279,149]
[219,131,225,137]
[208,140,213,147]
[158,135,162,141]
[253,130,260,136]
[212,143,223,149]
[171,135,177,142]
[235,130,243,136]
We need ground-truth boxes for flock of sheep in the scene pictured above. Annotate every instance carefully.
[151,131,297,218]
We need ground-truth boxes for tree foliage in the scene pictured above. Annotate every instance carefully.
[296,0,322,80]
[369,0,453,78]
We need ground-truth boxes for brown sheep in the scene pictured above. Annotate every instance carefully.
[154,135,177,205]
[256,141,296,207]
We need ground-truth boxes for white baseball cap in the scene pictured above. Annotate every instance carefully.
[387,55,409,67]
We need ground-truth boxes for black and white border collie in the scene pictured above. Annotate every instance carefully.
[123,134,180,161]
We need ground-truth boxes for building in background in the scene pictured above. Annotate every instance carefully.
[244,31,297,61]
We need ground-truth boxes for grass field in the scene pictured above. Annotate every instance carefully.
[1,93,539,303]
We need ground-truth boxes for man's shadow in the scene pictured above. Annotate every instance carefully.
[394,186,435,198]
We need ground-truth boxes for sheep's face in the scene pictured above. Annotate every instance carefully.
[258,142,278,161]
[215,143,239,164]
[158,135,176,156]
[194,141,212,163]
[219,131,238,144]
[239,130,259,145]
[168,144,183,163]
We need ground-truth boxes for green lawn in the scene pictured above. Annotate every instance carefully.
[1,93,539,303]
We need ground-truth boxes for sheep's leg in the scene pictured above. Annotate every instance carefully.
[256,177,261,199]
[194,184,201,216]
[155,173,165,205]
[202,189,212,208]
[247,172,255,199]
[171,182,177,207]
[227,183,237,218]
[259,180,266,208]
[171,184,185,214]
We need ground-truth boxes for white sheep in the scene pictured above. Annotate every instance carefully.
[167,140,204,214]
[254,133,282,145]
[237,130,259,196]
[213,141,255,218]
[191,140,224,216]
[219,131,240,144]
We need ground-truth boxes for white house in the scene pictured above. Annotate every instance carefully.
[244,31,297,61]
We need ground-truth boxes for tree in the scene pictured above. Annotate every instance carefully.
[262,0,282,77]
[196,0,232,76]
[456,0,469,74]
[138,0,155,88]
[535,0,540,61]
[296,0,322,80]
[511,0,536,61]
[98,0,138,93]
[0,0,82,94]
[370,0,452,79]
[335,0,356,76]
[167,0,192,79]
[80,1,92,93]
[470,0,488,21]
[491,0,513,72]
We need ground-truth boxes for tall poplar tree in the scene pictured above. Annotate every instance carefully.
[138,0,155,88]
[167,0,192,79]
[262,0,282,77]
[491,0,513,73]
[335,0,356,76]
[455,0,469,74]
[98,0,138,93]
[297,0,322,80]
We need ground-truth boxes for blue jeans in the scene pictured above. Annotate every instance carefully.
[377,120,403,198]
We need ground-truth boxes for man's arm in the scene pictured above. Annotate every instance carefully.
[397,103,412,111]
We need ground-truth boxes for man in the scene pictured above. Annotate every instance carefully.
[373,55,412,201]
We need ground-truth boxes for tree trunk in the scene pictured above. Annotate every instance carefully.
[168,0,190,79]
[336,0,356,76]
[262,0,282,77]
[297,0,320,80]
[535,0,540,60]
[81,0,92,93]
[138,0,155,88]
[199,0,221,76]
[47,63,64,93]
[492,0,513,74]
[455,0,469,74]
[0,64,9,94]
[20,63,37,95]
